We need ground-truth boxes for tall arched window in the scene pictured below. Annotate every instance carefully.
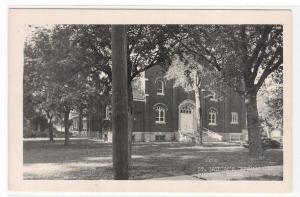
[154,106,165,123]
[156,79,164,95]
[208,109,217,125]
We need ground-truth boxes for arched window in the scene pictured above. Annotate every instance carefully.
[208,109,217,125]
[231,112,239,124]
[156,79,164,95]
[154,106,165,123]
[105,105,111,120]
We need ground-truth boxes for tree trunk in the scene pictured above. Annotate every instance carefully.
[48,120,54,141]
[195,86,202,145]
[127,85,133,171]
[111,25,129,180]
[246,90,264,158]
[78,107,83,136]
[64,109,70,146]
[37,122,41,133]
[46,112,54,141]
[87,110,90,136]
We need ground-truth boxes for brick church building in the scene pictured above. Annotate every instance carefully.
[71,64,248,143]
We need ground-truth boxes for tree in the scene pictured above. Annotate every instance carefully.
[70,25,179,163]
[229,25,282,158]
[125,25,178,163]
[166,55,217,144]
[172,25,283,158]
[24,25,109,145]
[258,71,283,135]
[24,28,60,141]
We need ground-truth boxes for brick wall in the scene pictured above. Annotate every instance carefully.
[145,65,175,133]
[86,64,247,141]
[144,65,246,135]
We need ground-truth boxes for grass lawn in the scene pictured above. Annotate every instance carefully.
[23,138,283,180]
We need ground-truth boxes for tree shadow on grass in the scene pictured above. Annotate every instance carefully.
[23,139,113,164]
[23,139,283,180]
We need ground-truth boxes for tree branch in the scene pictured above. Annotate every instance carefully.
[129,53,160,82]
[252,44,267,78]
[174,34,221,71]
[255,47,283,90]
[252,28,282,78]
[185,27,222,71]
[89,44,112,81]
[247,26,273,66]
[128,26,143,54]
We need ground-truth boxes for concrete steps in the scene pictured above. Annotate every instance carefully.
[178,128,223,143]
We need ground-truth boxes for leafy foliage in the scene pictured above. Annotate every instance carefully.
[24,25,111,135]
[167,25,283,157]
[258,72,283,132]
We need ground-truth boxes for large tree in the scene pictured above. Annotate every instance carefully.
[125,25,178,162]
[170,25,283,158]
[70,24,178,163]
[24,25,108,144]
[25,24,177,149]
[166,55,218,144]
[24,28,61,141]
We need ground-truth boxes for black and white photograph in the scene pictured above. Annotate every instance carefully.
[7,9,293,192]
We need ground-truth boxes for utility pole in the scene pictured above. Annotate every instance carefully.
[111,25,129,179]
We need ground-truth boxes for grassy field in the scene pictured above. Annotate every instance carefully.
[23,138,283,180]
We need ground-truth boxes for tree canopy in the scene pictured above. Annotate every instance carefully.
[167,25,283,157]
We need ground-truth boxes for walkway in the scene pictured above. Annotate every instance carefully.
[152,165,283,180]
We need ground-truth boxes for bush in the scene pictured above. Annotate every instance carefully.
[53,130,65,138]
[23,130,49,138]
[23,124,73,139]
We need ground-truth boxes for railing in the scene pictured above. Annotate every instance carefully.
[202,127,223,141]
[178,128,223,142]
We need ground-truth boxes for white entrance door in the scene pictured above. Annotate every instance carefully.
[179,106,194,133]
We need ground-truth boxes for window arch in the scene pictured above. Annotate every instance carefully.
[208,108,217,125]
[154,105,165,123]
[156,79,164,95]
[180,106,192,114]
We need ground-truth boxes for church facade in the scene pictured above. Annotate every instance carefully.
[71,65,248,143]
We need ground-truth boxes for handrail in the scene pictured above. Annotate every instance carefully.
[202,127,223,140]
[179,127,223,141]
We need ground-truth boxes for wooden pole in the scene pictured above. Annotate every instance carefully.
[111,25,129,179]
